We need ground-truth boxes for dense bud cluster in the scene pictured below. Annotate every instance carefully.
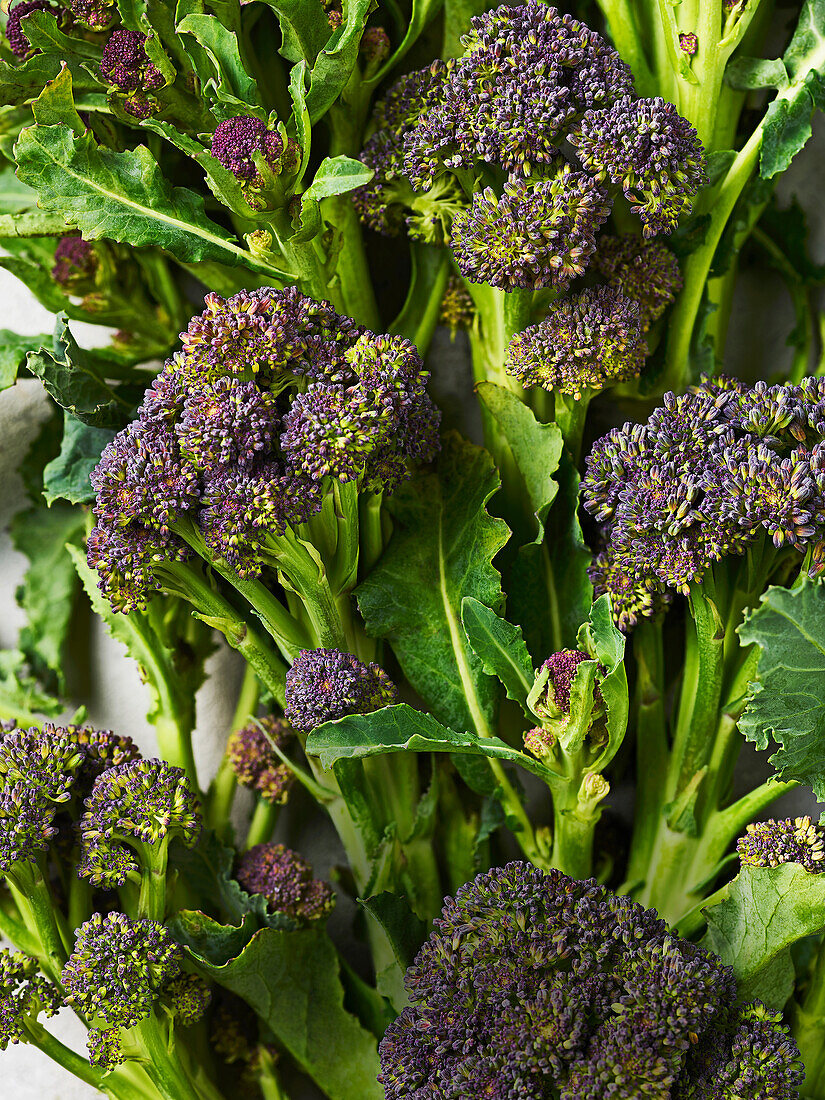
[88,288,440,612]
[738,816,825,873]
[506,285,645,397]
[0,950,61,1049]
[235,843,335,921]
[78,758,201,888]
[438,275,475,334]
[379,862,804,1098]
[227,716,295,804]
[582,376,825,630]
[51,237,96,287]
[4,0,51,58]
[592,234,682,330]
[211,116,295,190]
[62,912,183,1068]
[355,1,705,290]
[99,28,164,119]
[284,647,398,733]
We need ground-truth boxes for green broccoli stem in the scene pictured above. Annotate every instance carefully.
[553,392,590,465]
[792,937,825,1097]
[244,798,279,850]
[548,774,600,881]
[6,864,70,985]
[206,662,261,836]
[136,1014,223,1100]
[137,837,170,921]
[20,1017,105,1091]
[389,243,451,354]
[593,0,655,93]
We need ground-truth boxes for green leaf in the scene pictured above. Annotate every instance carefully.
[18,10,103,61]
[725,56,789,91]
[701,864,825,1008]
[460,597,534,715]
[0,165,38,214]
[360,892,427,1010]
[0,54,61,106]
[9,503,85,693]
[357,433,508,735]
[25,314,123,427]
[42,413,116,505]
[294,155,374,243]
[0,329,50,390]
[14,124,262,271]
[257,0,331,64]
[0,650,62,722]
[177,14,259,104]
[738,578,825,799]
[31,64,85,134]
[179,924,383,1100]
[288,60,312,182]
[757,0,825,178]
[576,595,628,769]
[365,0,444,87]
[304,0,372,122]
[306,702,556,784]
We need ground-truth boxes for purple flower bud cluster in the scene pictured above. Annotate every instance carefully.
[63,0,112,29]
[593,233,683,331]
[379,862,803,1097]
[355,1,706,290]
[62,911,183,1067]
[88,287,440,612]
[162,973,212,1027]
[51,236,96,287]
[211,116,292,187]
[284,647,398,733]
[582,376,825,630]
[227,716,295,805]
[4,0,51,58]
[0,950,62,1049]
[539,650,593,714]
[506,285,645,397]
[737,816,825,874]
[438,275,475,334]
[99,27,164,119]
[235,843,335,921]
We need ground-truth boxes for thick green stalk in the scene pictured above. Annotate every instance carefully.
[21,1018,105,1091]
[137,838,170,920]
[549,776,600,880]
[245,798,279,850]
[390,243,451,353]
[554,392,591,464]
[594,0,655,93]
[135,1014,218,1100]
[794,938,825,1098]
[7,865,70,985]
[206,662,261,835]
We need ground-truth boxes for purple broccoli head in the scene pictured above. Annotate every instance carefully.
[235,843,335,921]
[284,648,398,733]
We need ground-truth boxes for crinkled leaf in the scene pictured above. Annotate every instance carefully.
[0,650,62,722]
[288,60,312,182]
[25,314,123,427]
[42,413,116,505]
[357,433,508,734]
[9,502,85,693]
[460,596,534,715]
[294,155,373,243]
[177,14,259,104]
[306,702,556,784]
[14,124,264,271]
[178,922,383,1100]
[0,329,50,390]
[19,10,103,61]
[576,594,628,770]
[701,864,825,1009]
[31,64,85,134]
[0,54,61,105]
[304,0,372,121]
[738,578,825,799]
[757,0,825,178]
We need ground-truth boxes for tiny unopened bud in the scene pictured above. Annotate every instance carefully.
[360,26,390,69]
[679,32,698,56]
[579,772,609,806]
[524,726,557,763]
[247,229,273,257]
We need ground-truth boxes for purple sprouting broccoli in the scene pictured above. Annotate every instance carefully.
[737,816,825,873]
[506,285,645,398]
[162,973,212,1027]
[235,843,334,921]
[450,170,611,292]
[4,0,51,58]
[61,912,183,1068]
[99,27,163,92]
[679,32,699,56]
[525,650,606,765]
[0,950,62,1049]
[211,116,292,187]
[284,648,398,733]
[379,862,804,1098]
[355,2,706,289]
[51,237,96,287]
[535,650,594,715]
[581,377,825,629]
[77,759,201,888]
[571,96,707,237]
[63,0,112,29]
[227,716,295,805]
[359,26,390,72]
[593,233,683,331]
[438,275,475,336]
[88,288,440,611]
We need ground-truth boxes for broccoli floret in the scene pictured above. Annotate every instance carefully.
[355,1,705,289]
[227,716,295,805]
[161,972,212,1027]
[593,233,683,331]
[0,950,61,1049]
[77,759,201,888]
[581,377,825,629]
[438,275,475,335]
[737,816,825,873]
[63,0,112,29]
[284,648,398,733]
[378,862,804,1098]
[506,286,645,398]
[235,843,335,921]
[88,289,440,610]
[51,236,97,287]
[61,911,183,1068]
[4,0,51,58]
[210,116,292,187]
[99,27,163,92]
[679,32,699,56]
